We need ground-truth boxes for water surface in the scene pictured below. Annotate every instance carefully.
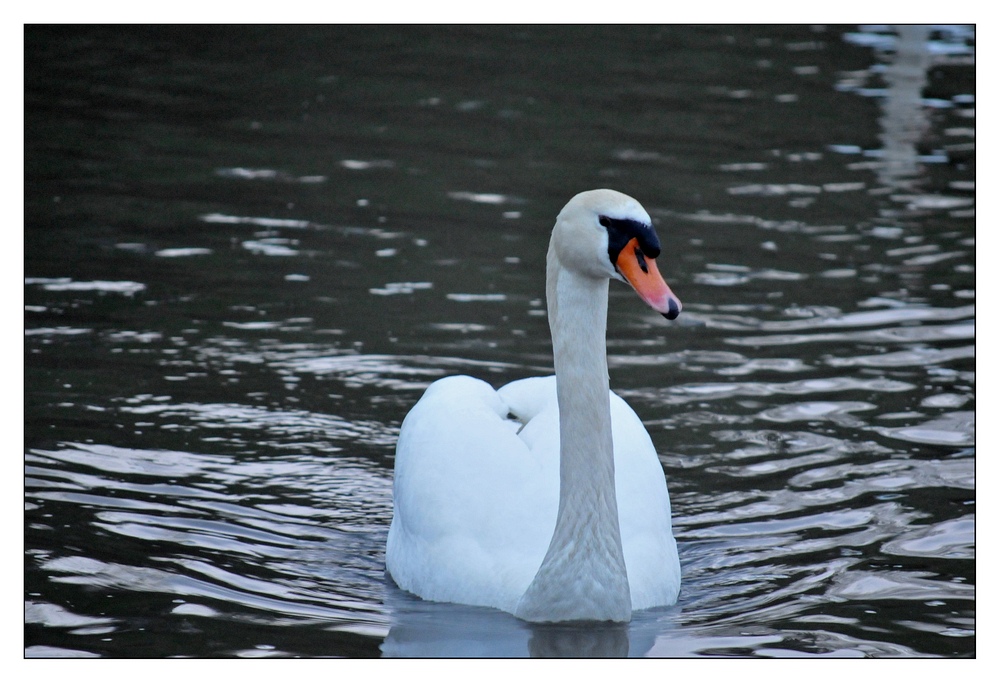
[25,25,974,657]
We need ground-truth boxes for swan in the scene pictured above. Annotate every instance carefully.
[386,189,682,623]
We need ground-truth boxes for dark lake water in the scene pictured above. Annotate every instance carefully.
[25,25,975,657]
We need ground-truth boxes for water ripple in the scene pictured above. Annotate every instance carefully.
[874,412,975,447]
[644,376,913,407]
[27,442,394,639]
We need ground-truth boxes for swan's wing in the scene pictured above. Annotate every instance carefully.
[387,375,556,611]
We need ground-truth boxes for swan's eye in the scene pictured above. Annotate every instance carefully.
[634,246,649,274]
[599,216,611,229]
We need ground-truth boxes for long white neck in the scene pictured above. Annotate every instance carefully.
[513,240,631,623]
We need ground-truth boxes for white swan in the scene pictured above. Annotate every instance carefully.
[386,189,682,623]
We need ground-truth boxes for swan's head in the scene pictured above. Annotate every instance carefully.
[552,189,682,320]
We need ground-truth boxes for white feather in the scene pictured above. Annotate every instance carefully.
[386,190,681,622]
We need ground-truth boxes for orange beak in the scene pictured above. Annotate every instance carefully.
[615,238,682,320]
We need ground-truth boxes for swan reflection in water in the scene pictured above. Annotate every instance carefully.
[380,582,673,657]
[381,582,790,657]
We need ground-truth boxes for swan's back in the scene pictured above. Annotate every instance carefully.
[386,375,680,613]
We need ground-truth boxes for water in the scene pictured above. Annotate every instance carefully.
[24,25,975,657]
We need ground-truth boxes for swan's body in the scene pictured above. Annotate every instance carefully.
[386,189,682,623]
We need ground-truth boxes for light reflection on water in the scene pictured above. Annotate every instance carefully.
[25,25,973,657]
